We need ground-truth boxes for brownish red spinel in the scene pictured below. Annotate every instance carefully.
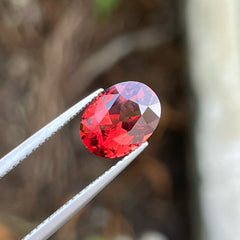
[80,81,161,158]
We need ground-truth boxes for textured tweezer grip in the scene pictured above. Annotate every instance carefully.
[0,89,103,179]
[22,142,148,240]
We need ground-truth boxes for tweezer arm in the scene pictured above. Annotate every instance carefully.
[22,142,148,240]
[0,89,103,179]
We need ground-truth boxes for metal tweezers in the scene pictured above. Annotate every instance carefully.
[0,88,148,240]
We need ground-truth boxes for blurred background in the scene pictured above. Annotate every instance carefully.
[1,0,239,240]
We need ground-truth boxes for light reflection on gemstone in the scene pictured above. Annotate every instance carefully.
[80,81,161,158]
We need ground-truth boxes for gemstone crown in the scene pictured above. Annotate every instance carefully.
[80,81,161,158]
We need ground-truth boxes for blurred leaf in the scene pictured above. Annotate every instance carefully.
[0,213,36,239]
[93,0,121,18]
[84,236,108,240]
[0,222,15,240]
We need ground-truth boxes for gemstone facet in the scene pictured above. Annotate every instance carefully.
[80,81,161,158]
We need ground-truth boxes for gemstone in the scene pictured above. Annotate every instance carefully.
[80,81,161,158]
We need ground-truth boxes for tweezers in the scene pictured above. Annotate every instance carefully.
[0,88,148,240]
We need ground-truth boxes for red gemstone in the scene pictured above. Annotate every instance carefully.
[80,81,161,158]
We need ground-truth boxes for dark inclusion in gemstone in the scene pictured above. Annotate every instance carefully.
[80,81,161,158]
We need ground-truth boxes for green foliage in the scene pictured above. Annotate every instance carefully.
[93,0,121,18]
[83,236,108,240]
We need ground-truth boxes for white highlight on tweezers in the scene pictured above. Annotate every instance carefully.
[0,89,103,179]
[0,88,149,240]
[22,141,148,240]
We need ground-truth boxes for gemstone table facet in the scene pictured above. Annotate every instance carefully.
[80,81,161,158]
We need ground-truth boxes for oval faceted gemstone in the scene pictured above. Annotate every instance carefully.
[80,81,161,158]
